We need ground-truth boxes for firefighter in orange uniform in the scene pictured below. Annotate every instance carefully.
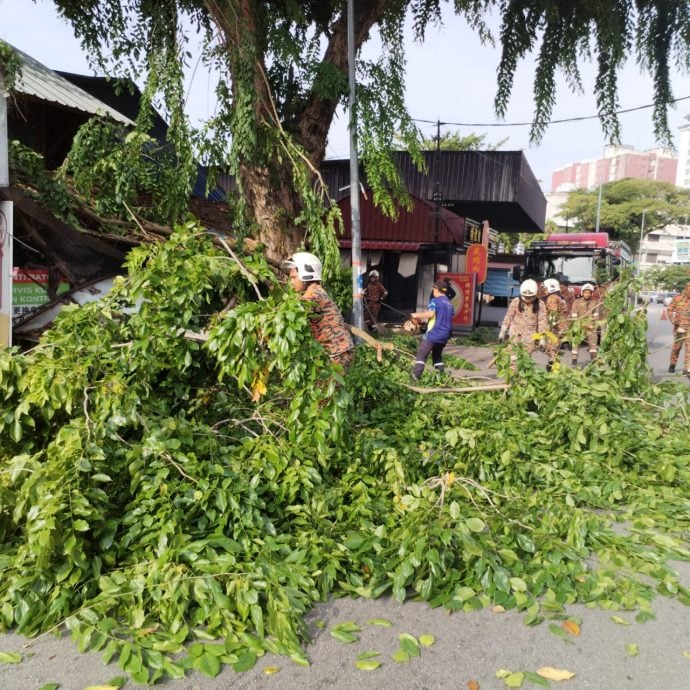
[570,283,601,365]
[498,279,547,365]
[282,252,355,370]
[542,278,566,369]
[364,270,388,330]
[668,282,690,375]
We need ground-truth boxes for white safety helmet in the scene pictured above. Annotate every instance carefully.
[281,252,322,282]
[543,278,560,294]
[369,270,379,278]
[581,283,595,293]
[520,279,538,298]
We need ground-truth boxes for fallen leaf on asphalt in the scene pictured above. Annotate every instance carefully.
[419,634,435,647]
[536,666,576,681]
[548,623,574,643]
[523,671,550,687]
[626,643,639,656]
[0,652,22,664]
[504,671,524,687]
[399,633,420,657]
[466,680,480,690]
[611,615,631,625]
[357,650,381,660]
[38,684,59,690]
[492,605,506,613]
[562,619,580,636]
[495,669,512,678]
[264,666,280,675]
[355,660,381,671]
[392,650,410,663]
[683,650,690,658]
[367,618,392,627]
[84,686,119,690]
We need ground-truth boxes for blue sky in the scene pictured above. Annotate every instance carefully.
[2,0,688,192]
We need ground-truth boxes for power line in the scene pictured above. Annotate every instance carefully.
[413,95,690,128]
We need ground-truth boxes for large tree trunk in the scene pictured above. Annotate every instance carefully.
[205,0,390,261]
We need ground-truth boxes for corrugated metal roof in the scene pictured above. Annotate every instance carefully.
[322,151,546,233]
[338,193,465,245]
[10,45,133,126]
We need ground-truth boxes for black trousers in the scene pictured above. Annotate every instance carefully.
[413,339,447,378]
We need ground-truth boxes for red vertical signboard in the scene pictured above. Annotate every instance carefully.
[437,272,475,327]
[466,244,488,285]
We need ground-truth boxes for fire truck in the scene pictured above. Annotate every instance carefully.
[520,232,632,292]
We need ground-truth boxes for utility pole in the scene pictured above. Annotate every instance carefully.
[1,71,13,348]
[347,0,364,331]
[594,145,605,233]
[637,209,647,274]
[432,119,442,279]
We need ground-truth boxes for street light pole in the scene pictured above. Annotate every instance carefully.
[347,0,364,330]
[594,145,606,232]
[637,208,647,275]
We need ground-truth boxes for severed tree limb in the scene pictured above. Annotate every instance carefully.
[404,382,510,394]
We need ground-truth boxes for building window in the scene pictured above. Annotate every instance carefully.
[647,234,660,242]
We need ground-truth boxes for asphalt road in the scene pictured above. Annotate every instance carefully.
[1,560,689,690]
[1,305,689,690]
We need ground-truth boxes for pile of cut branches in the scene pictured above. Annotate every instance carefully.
[1,226,688,684]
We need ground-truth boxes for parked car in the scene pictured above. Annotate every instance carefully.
[663,292,678,306]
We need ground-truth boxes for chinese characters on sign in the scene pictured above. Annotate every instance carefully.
[438,272,475,327]
[464,220,483,246]
[466,244,489,285]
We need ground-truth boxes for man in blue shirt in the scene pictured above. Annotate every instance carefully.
[410,279,455,380]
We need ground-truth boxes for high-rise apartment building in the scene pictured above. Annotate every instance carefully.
[551,145,677,192]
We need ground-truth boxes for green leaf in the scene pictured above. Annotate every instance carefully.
[355,660,381,671]
[357,650,381,660]
[72,520,89,532]
[232,650,257,673]
[626,643,639,656]
[0,652,22,664]
[330,629,358,644]
[196,652,221,677]
[332,621,362,633]
[611,616,631,626]
[548,623,574,644]
[39,684,60,690]
[392,650,410,663]
[523,671,550,687]
[399,634,420,657]
[367,618,392,627]
[419,634,435,647]
[105,678,127,688]
[466,518,485,533]
[505,671,525,687]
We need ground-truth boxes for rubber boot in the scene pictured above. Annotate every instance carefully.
[668,363,676,373]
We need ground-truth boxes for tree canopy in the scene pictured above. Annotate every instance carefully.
[559,179,690,251]
[37,0,690,260]
[643,263,690,291]
[417,130,509,151]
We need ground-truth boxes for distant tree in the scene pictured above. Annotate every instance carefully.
[644,264,690,291]
[559,179,690,252]
[418,130,509,151]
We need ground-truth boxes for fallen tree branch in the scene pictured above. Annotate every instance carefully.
[403,382,510,394]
